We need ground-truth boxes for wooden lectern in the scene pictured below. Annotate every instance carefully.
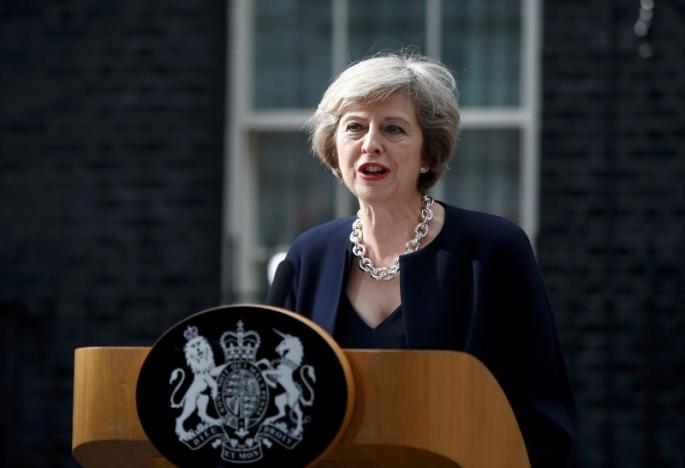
[72,347,530,467]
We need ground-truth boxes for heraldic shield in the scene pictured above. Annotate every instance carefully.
[136,304,354,467]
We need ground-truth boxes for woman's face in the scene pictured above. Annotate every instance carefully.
[335,93,424,206]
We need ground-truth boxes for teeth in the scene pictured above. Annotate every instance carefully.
[364,166,385,174]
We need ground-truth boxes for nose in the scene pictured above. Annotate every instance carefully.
[361,126,382,155]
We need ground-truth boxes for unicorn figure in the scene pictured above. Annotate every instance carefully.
[257,330,316,437]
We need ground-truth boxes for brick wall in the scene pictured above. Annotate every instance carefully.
[0,2,226,466]
[540,1,685,467]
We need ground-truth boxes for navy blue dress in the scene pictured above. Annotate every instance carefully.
[334,294,407,349]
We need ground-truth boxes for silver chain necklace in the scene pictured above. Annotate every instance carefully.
[350,195,434,281]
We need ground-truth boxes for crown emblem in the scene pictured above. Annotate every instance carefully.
[183,325,199,341]
[220,321,261,361]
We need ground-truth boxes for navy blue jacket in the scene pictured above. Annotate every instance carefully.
[275,202,577,467]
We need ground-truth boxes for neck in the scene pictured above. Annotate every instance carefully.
[357,193,425,264]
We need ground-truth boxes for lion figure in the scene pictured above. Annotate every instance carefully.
[169,335,225,441]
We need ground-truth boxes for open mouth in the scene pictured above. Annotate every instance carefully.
[359,163,389,176]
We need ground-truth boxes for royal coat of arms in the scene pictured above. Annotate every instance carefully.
[168,321,317,463]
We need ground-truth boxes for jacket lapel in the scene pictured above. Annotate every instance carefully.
[310,240,352,336]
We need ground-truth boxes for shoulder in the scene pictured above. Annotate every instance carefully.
[287,217,354,261]
[440,203,528,254]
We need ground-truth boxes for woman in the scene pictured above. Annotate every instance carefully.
[270,53,576,467]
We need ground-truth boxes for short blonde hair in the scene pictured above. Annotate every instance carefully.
[306,53,460,191]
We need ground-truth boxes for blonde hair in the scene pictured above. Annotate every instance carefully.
[306,53,460,190]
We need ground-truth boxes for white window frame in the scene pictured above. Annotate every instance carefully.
[223,0,542,301]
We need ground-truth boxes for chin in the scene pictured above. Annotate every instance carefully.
[352,184,388,201]
[352,185,415,207]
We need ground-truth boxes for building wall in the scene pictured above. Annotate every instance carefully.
[539,1,685,466]
[0,2,226,466]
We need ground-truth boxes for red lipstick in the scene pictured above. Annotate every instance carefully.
[358,162,390,181]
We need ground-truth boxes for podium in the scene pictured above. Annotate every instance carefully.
[72,347,529,467]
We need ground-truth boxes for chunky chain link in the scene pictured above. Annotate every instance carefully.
[349,195,434,281]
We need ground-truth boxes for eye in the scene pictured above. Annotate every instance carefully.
[385,125,406,135]
[344,122,362,132]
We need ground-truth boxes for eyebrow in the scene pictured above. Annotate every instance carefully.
[340,113,413,126]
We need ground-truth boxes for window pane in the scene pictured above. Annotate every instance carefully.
[254,0,332,108]
[443,129,520,221]
[255,132,336,248]
[442,0,521,106]
[348,0,426,61]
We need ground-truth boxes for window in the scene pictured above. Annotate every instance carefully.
[225,0,541,301]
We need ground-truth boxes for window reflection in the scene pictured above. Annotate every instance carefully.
[255,0,332,108]
[254,132,336,249]
[444,129,520,221]
[442,0,521,106]
[348,0,426,60]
